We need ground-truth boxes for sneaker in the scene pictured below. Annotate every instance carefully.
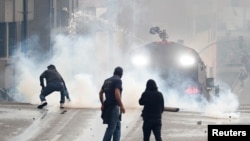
[37,101,47,109]
[60,103,64,109]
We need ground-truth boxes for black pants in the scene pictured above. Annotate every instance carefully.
[142,119,162,141]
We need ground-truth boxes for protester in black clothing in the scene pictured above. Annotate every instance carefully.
[99,66,126,141]
[37,64,70,109]
[139,79,164,141]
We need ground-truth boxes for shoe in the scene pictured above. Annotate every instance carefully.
[60,103,64,109]
[37,101,47,109]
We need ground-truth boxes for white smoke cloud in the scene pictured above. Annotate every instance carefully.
[13,6,240,119]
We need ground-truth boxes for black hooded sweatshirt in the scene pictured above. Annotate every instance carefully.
[139,79,164,121]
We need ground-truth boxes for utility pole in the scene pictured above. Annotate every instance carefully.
[22,0,28,53]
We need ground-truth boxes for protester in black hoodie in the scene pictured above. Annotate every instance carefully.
[139,79,164,141]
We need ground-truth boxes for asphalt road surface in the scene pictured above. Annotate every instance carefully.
[1,102,250,141]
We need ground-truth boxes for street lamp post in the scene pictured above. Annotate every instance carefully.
[22,0,28,54]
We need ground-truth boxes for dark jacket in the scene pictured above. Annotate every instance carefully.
[40,69,66,88]
[101,102,121,124]
[139,79,164,121]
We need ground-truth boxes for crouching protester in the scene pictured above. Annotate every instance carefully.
[37,64,70,109]
[99,67,126,141]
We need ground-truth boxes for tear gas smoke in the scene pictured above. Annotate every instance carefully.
[13,8,240,119]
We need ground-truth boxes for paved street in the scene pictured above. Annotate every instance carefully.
[1,102,250,141]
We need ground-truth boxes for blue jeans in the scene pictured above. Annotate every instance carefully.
[39,82,65,104]
[64,89,70,99]
[103,106,121,141]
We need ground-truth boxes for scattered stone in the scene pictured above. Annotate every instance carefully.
[197,121,202,125]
